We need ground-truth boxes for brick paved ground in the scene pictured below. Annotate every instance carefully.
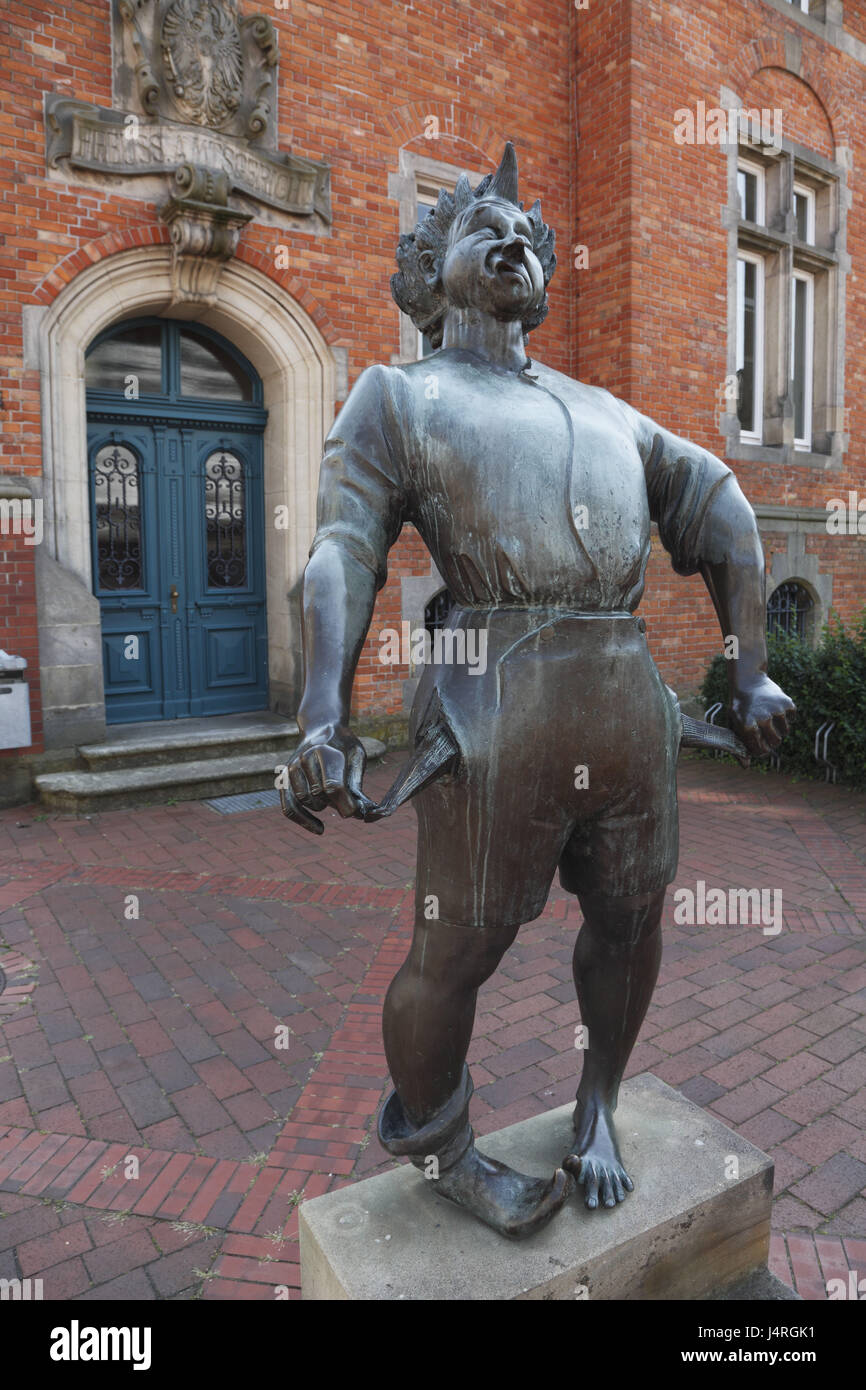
[0,753,864,1300]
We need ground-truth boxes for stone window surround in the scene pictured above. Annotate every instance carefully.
[721,118,850,472]
[388,147,482,367]
[759,1,866,68]
[754,504,834,639]
[23,247,343,746]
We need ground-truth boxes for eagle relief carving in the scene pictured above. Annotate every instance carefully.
[115,0,281,146]
[44,0,330,306]
[160,0,244,131]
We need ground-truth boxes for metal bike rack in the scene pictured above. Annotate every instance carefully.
[814,721,837,784]
[703,703,724,758]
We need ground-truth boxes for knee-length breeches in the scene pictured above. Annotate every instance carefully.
[410,607,681,928]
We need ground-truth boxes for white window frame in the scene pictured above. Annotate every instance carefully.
[737,158,766,226]
[736,250,765,443]
[414,192,439,360]
[791,269,814,451]
[792,182,816,245]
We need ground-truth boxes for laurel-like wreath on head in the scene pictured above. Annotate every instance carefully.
[390,142,557,349]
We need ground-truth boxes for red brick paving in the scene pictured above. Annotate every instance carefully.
[0,755,865,1298]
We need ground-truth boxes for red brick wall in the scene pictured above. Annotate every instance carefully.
[0,0,864,749]
[574,0,866,698]
[0,0,576,730]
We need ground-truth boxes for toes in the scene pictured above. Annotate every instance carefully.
[564,1154,634,1209]
[582,1160,599,1210]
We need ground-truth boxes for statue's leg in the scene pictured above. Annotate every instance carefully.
[563,885,666,1209]
[379,913,573,1239]
[383,914,514,1118]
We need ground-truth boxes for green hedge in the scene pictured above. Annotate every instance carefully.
[698,608,866,787]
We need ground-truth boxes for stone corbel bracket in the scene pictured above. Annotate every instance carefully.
[158,162,253,307]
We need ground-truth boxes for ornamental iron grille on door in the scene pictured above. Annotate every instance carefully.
[86,318,269,722]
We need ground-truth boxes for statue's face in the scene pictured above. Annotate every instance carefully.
[440,198,545,320]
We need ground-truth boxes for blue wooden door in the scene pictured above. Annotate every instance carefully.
[87,421,268,721]
[86,320,269,723]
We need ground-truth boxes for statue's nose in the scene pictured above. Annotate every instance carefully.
[500,236,527,267]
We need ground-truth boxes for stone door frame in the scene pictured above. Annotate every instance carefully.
[27,248,337,747]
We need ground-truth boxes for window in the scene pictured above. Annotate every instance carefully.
[85,319,259,405]
[180,329,252,401]
[793,183,816,244]
[204,450,247,588]
[767,582,814,640]
[785,0,809,11]
[791,270,814,448]
[424,587,452,637]
[737,160,765,224]
[736,253,764,441]
[728,144,843,461]
[92,443,143,591]
[86,324,163,395]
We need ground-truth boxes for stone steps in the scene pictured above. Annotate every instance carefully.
[35,737,387,813]
[78,716,301,770]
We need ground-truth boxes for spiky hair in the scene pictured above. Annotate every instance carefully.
[391,142,556,349]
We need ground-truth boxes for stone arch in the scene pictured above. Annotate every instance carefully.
[727,34,847,152]
[742,67,835,159]
[32,245,339,742]
[380,100,506,167]
[767,540,832,643]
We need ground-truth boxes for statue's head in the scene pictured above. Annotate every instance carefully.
[391,143,556,350]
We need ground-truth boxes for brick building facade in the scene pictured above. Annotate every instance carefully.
[0,0,863,802]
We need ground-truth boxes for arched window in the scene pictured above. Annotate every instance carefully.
[85,319,260,404]
[767,581,814,640]
[424,587,452,638]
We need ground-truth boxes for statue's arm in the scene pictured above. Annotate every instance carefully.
[622,404,795,756]
[289,365,408,823]
[297,541,379,746]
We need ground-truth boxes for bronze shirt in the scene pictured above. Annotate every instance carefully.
[310,348,733,612]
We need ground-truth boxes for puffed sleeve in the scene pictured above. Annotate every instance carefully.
[612,397,734,576]
[309,363,409,590]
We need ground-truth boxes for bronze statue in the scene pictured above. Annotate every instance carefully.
[282,144,794,1238]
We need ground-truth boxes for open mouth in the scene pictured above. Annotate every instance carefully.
[493,256,527,283]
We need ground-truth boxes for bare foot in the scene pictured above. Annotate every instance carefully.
[563,1096,634,1210]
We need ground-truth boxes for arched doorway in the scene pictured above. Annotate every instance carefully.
[85,317,269,722]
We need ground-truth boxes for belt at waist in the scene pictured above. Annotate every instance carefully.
[443,605,646,637]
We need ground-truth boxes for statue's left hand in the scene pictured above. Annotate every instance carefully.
[729,673,796,758]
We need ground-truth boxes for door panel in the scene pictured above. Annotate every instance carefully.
[88,428,165,723]
[186,429,268,715]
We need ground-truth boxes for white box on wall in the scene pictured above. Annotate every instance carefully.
[0,681,31,749]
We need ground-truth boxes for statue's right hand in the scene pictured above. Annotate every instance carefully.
[280,726,373,835]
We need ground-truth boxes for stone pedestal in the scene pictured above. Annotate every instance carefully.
[299,1073,796,1301]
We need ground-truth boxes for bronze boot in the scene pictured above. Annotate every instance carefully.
[378,1066,573,1240]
